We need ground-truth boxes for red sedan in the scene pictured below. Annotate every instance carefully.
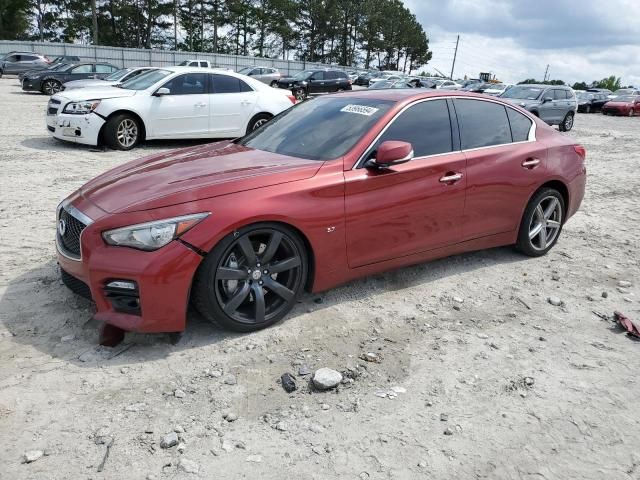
[602,95,640,116]
[56,90,586,340]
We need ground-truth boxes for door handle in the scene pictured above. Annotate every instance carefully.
[522,158,540,169]
[439,172,463,183]
[194,102,207,108]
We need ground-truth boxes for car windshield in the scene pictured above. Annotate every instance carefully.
[120,69,172,90]
[105,68,132,81]
[238,97,394,161]
[501,86,544,100]
[575,92,594,99]
[369,81,393,89]
[293,70,313,80]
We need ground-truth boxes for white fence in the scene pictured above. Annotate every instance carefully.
[0,40,362,76]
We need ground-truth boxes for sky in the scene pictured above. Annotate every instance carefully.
[403,0,640,87]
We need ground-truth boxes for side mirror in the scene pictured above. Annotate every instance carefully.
[365,141,413,169]
[542,96,552,103]
[154,87,170,96]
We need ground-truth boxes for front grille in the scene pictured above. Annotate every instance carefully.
[60,268,92,300]
[47,125,55,132]
[57,207,87,259]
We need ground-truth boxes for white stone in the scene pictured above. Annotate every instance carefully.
[312,368,343,390]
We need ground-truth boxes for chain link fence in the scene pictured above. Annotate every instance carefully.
[0,40,366,76]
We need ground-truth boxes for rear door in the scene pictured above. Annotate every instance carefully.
[148,72,210,137]
[208,73,257,136]
[3,54,21,73]
[344,99,467,267]
[67,64,95,81]
[94,64,116,79]
[455,98,549,240]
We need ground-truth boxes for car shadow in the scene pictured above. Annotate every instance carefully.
[20,136,223,153]
[0,246,528,369]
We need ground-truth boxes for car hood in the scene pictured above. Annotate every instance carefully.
[54,86,138,102]
[604,101,631,107]
[63,79,116,89]
[79,141,323,214]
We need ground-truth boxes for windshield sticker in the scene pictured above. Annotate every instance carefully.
[340,104,379,116]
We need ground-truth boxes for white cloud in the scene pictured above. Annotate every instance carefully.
[404,0,640,87]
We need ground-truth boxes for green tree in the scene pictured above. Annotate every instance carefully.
[596,75,621,91]
[0,0,30,40]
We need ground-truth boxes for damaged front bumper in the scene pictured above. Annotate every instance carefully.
[47,111,104,146]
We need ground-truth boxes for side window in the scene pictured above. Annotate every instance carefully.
[310,71,324,81]
[5,55,18,62]
[370,100,453,159]
[455,99,511,149]
[210,74,251,94]
[542,90,554,102]
[506,108,533,142]
[199,61,208,67]
[553,89,567,100]
[336,71,347,79]
[161,73,207,95]
[71,65,92,74]
[188,61,198,67]
[95,64,113,73]
[23,55,38,61]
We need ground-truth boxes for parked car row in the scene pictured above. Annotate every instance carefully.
[574,87,640,116]
[0,50,80,77]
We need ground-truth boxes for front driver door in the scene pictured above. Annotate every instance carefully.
[344,99,467,268]
[308,71,326,94]
[148,72,210,137]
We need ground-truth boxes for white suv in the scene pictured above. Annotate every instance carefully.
[46,66,296,150]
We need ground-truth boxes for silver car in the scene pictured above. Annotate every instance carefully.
[1,52,51,76]
[500,84,578,132]
[62,67,157,90]
[237,66,282,86]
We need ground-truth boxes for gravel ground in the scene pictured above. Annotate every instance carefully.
[0,77,639,480]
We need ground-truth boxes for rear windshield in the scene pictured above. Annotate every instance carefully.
[238,97,394,161]
[500,86,544,100]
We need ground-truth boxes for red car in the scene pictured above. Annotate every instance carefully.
[602,95,640,116]
[56,90,586,342]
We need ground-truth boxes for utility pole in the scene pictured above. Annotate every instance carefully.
[91,0,99,45]
[543,64,550,82]
[450,35,460,80]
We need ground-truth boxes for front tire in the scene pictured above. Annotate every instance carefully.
[629,108,635,117]
[270,80,278,87]
[42,79,62,95]
[104,113,140,150]
[585,104,591,114]
[193,223,308,332]
[516,188,565,257]
[294,88,306,102]
[559,111,574,132]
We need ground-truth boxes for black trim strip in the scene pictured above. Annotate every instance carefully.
[177,239,207,257]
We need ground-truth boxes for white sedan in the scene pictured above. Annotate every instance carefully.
[46,66,297,150]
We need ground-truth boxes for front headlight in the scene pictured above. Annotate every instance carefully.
[102,213,210,251]
[63,100,101,114]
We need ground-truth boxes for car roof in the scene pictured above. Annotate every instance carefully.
[332,89,515,103]
[516,84,569,89]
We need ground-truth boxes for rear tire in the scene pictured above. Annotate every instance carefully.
[246,113,272,135]
[516,188,565,257]
[585,104,591,114]
[270,80,278,87]
[559,111,574,132]
[193,223,308,332]
[104,113,141,150]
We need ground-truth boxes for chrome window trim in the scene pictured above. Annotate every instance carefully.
[55,199,94,262]
[352,95,537,170]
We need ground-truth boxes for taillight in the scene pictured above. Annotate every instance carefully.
[287,95,296,104]
[44,56,51,63]
[348,79,352,85]
[573,144,586,160]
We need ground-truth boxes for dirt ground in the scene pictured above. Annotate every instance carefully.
[0,76,639,480]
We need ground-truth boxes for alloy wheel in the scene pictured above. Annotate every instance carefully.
[252,118,269,130]
[44,80,60,95]
[213,229,304,325]
[528,196,563,251]
[564,113,574,130]
[116,119,138,148]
